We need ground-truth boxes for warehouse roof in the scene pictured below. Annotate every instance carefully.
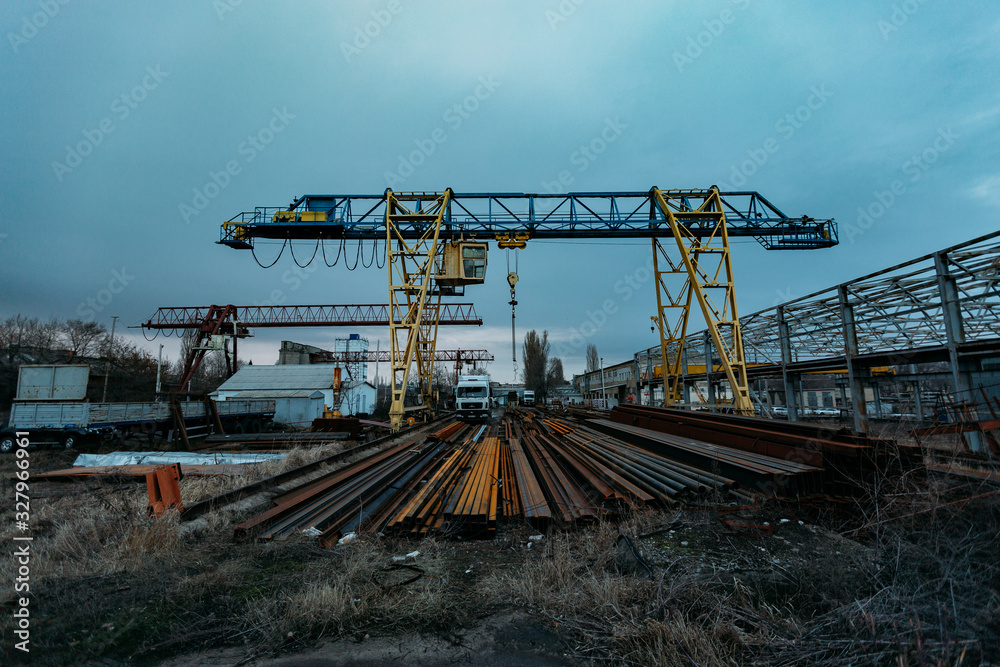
[225,389,326,399]
[215,364,342,392]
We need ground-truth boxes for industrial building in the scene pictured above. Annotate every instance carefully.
[213,364,376,427]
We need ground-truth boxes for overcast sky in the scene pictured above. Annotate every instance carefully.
[1,1,998,383]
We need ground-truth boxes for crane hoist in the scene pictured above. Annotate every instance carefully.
[220,187,837,429]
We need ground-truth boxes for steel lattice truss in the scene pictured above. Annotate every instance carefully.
[219,189,837,250]
[311,349,493,364]
[142,303,482,329]
[646,232,1000,370]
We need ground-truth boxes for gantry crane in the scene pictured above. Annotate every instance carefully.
[140,302,482,392]
[219,187,837,428]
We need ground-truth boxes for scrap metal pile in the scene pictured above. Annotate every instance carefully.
[229,405,899,545]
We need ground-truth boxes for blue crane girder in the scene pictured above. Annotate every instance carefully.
[219,189,837,251]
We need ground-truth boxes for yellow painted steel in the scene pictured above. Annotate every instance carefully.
[495,232,529,249]
[651,187,753,414]
[386,190,452,430]
[272,210,328,223]
[222,221,249,242]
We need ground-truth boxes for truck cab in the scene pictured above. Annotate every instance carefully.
[455,375,491,420]
[522,390,536,407]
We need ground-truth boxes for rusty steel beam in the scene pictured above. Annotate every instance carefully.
[142,303,483,329]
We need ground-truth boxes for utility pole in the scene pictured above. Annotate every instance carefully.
[600,357,607,409]
[155,343,164,397]
[101,315,118,403]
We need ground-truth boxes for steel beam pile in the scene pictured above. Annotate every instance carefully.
[539,418,735,502]
[234,422,466,545]
[384,425,502,537]
[229,406,895,546]
[588,418,823,497]
[233,413,748,545]
[607,405,920,494]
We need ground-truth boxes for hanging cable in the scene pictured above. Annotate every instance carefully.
[251,239,287,268]
[321,237,343,267]
[375,236,387,269]
[289,239,320,268]
[361,236,377,268]
[344,237,362,270]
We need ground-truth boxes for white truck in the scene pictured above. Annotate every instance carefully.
[454,374,491,420]
[522,389,536,407]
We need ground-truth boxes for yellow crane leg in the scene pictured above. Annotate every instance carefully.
[386,189,451,430]
[650,187,753,415]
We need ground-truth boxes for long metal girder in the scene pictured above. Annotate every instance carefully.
[142,303,482,329]
[140,302,481,395]
[311,349,493,363]
[219,189,837,250]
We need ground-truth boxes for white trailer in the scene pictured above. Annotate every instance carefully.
[1,398,275,453]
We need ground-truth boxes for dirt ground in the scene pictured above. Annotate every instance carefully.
[2,438,998,666]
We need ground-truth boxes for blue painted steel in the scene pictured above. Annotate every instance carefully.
[220,189,837,250]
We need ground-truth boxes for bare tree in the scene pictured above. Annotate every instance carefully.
[432,363,453,401]
[63,319,107,359]
[547,357,566,387]
[586,343,600,373]
[0,316,62,365]
[522,330,550,402]
[100,337,159,402]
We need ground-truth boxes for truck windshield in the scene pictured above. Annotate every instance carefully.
[457,386,487,398]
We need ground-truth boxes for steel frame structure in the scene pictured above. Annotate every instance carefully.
[311,349,493,364]
[142,303,481,329]
[385,190,451,427]
[637,230,1000,433]
[220,189,836,249]
[220,187,836,427]
[139,301,482,394]
[651,188,751,414]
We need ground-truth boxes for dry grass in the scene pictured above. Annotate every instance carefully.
[478,517,761,666]
[3,436,999,666]
[181,441,346,504]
